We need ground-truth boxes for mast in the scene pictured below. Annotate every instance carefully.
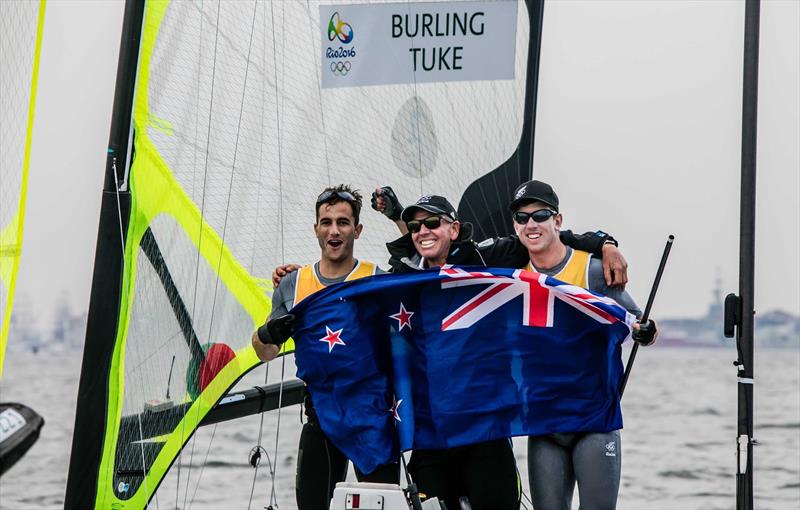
[64,0,145,507]
[725,1,760,509]
[457,0,545,240]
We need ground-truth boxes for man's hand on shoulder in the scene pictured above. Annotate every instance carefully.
[601,243,628,290]
[272,263,302,288]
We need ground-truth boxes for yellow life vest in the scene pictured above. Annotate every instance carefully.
[293,260,378,306]
[526,249,591,288]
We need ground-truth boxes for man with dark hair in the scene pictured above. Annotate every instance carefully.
[252,184,398,510]
[507,179,656,510]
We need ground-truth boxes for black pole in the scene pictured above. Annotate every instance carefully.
[735,1,760,508]
[64,0,145,507]
[619,235,674,397]
[457,0,545,239]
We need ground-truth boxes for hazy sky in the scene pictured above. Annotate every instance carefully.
[13,0,800,332]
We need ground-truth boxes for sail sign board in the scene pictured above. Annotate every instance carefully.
[320,1,518,88]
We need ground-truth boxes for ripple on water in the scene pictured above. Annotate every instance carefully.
[683,440,727,450]
[759,422,800,429]
[690,407,722,416]
[658,469,703,480]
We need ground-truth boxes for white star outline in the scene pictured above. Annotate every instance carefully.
[318,325,346,352]
[389,302,414,331]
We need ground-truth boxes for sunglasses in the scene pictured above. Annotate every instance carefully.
[512,209,557,225]
[406,216,452,233]
[316,190,358,205]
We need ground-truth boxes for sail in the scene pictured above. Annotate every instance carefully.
[0,0,46,380]
[66,1,542,507]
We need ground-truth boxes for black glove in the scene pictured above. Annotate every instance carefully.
[257,314,295,345]
[370,186,403,221]
[632,319,657,346]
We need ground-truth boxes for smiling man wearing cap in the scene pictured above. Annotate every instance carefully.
[376,187,626,279]
[383,192,523,510]
[507,179,657,510]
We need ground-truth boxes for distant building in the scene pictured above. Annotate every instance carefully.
[659,275,800,349]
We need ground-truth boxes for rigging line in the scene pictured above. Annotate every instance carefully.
[184,1,224,507]
[112,159,127,257]
[188,0,261,505]
[136,408,158,510]
[187,424,219,510]
[247,361,271,510]
[202,0,259,339]
[267,351,288,508]
[248,0,268,277]
[404,0,424,199]
[264,4,291,504]
[305,0,332,185]
[268,0,286,269]
[175,19,209,502]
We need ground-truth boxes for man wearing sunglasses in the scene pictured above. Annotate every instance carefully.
[374,187,629,286]
[378,191,631,509]
[251,185,398,510]
[506,179,656,510]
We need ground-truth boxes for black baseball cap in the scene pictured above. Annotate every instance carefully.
[508,180,559,212]
[401,195,458,223]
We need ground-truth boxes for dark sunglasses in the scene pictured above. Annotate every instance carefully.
[406,216,452,233]
[316,190,357,206]
[512,209,557,225]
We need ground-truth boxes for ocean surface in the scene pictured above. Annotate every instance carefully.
[1,346,798,510]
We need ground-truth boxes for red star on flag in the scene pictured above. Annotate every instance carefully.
[389,302,414,331]
[319,326,346,352]
[389,396,403,422]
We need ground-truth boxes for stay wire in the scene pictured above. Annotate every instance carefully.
[258,3,289,507]
[305,0,332,185]
[404,0,424,199]
[267,353,289,508]
[176,1,207,505]
[182,0,223,507]
[244,8,272,505]
[247,362,271,510]
[188,0,262,506]
[187,424,219,510]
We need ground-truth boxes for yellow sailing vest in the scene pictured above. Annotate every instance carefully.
[293,260,378,306]
[526,249,591,288]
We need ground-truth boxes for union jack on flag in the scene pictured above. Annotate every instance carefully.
[439,266,635,331]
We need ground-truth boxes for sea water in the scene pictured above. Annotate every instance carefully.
[1,346,798,510]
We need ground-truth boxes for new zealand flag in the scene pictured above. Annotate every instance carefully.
[290,266,634,474]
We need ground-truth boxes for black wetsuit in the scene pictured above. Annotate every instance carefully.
[385,226,611,510]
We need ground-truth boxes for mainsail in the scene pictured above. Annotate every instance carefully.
[65,1,543,508]
[0,0,46,379]
[0,0,47,478]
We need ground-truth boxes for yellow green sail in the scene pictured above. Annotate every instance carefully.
[76,1,536,507]
[0,0,46,380]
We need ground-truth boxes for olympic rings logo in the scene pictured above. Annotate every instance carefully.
[327,12,354,44]
[330,61,352,76]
